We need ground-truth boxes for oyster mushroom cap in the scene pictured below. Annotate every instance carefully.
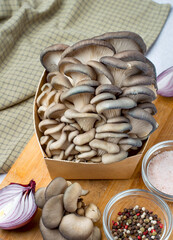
[35,187,46,209]
[61,115,75,124]
[59,214,93,240]
[121,86,157,102]
[45,139,54,158]
[58,57,81,73]
[40,44,69,72]
[87,226,102,240]
[50,72,72,90]
[40,218,67,240]
[122,75,156,88]
[75,145,91,153]
[87,60,114,84]
[95,84,122,95]
[77,150,97,160]
[94,31,146,54]
[114,50,147,62]
[85,203,101,223]
[102,150,128,164]
[76,79,99,88]
[49,131,67,150]
[61,38,115,64]
[138,102,157,115]
[63,182,89,212]
[73,128,95,145]
[89,139,120,154]
[65,109,101,132]
[63,63,97,81]
[119,137,142,151]
[95,132,128,140]
[44,123,65,140]
[45,103,66,119]
[96,123,132,133]
[38,119,57,132]
[107,116,129,123]
[45,177,68,201]
[96,97,137,114]
[124,107,158,139]
[42,194,64,229]
[38,106,47,120]
[90,92,116,104]
[68,130,79,142]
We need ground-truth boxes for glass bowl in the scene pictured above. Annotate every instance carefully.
[103,189,173,240]
[142,140,173,202]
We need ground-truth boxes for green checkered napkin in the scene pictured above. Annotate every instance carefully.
[0,0,170,173]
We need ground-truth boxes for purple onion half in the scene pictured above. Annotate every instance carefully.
[157,66,173,97]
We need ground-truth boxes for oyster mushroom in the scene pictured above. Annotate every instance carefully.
[85,203,101,223]
[63,182,88,212]
[44,123,65,140]
[89,139,120,154]
[138,102,157,115]
[75,145,91,152]
[63,63,96,86]
[124,107,158,140]
[50,72,72,90]
[96,97,137,119]
[45,103,66,119]
[65,109,101,131]
[40,135,51,145]
[58,56,81,73]
[119,137,142,151]
[40,44,69,72]
[87,60,114,84]
[61,39,115,64]
[59,214,93,240]
[94,31,146,54]
[42,194,64,229]
[60,85,95,112]
[49,130,67,150]
[35,187,46,209]
[37,89,56,108]
[102,150,128,164]
[90,92,116,105]
[73,128,95,145]
[45,177,68,201]
[76,79,99,88]
[122,75,156,88]
[87,226,102,240]
[96,123,132,133]
[77,150,97,160]
[40,218,67,240]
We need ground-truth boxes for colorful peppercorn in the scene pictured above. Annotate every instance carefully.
[111,206,163,240]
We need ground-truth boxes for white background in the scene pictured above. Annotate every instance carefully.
[0,0,173,184]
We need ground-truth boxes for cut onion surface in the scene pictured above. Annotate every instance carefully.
[0,180,37,230]
[157,66,173,97]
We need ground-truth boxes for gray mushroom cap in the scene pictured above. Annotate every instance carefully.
[122,75,156,88]
[119,137,142,148]
[102,150,128,164]
[96,97,137,114]
[58,57,81,73]
[87,60,114,84]
[40,44,69,72]
[45,177,68,201]
[35,187,46,209]
[40,218,67,240]
[61,39,115,64]
[138,102,157,115]
[76,79,99,88]
[42,194,64,229]
[38,119,57,132]
[114,50,147,62]
[95,84,122,95]
[45,103,66,119]
[59,214,93,240]
[90,92,116,104]
[96,122,132,133]
[94,31,146,54]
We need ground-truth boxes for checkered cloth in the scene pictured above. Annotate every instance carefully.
[0,0,170,173]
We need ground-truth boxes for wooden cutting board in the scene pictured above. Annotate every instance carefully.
[0,95,173,240]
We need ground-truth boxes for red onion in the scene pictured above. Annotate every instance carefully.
[0,180,37,230]
[157,66,173,97]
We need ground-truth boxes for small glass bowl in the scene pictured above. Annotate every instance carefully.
[142,140,173,202]
[103,189,173,240]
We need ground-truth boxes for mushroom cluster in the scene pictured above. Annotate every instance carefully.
[35,177,101,240]
[37,31,158,164]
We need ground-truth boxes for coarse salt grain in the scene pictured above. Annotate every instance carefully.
[148,151,173,195]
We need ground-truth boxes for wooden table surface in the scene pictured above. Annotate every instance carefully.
[0,95,173,240]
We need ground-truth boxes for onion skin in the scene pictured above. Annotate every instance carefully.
[157,66,173,97]
[0,180,37,230]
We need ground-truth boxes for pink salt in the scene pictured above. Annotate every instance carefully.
[148,151,173,195]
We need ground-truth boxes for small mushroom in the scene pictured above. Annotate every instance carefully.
[35,187,46,209]
[73,128,95,145]
[87,60,114,84]
[45,177,68,201]
[61,39,115,64]
[63,182,88,212]
[40,44,69,72]
[102,150,128,164]
[40,218,67,240]
[65,109,100,131]
[85,203,101,222]
[87,226,102,240]
[59,214,93,240]
[89,139,119,154]
[42,194,64,229]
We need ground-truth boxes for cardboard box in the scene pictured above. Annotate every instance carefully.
[34,71,147,179]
